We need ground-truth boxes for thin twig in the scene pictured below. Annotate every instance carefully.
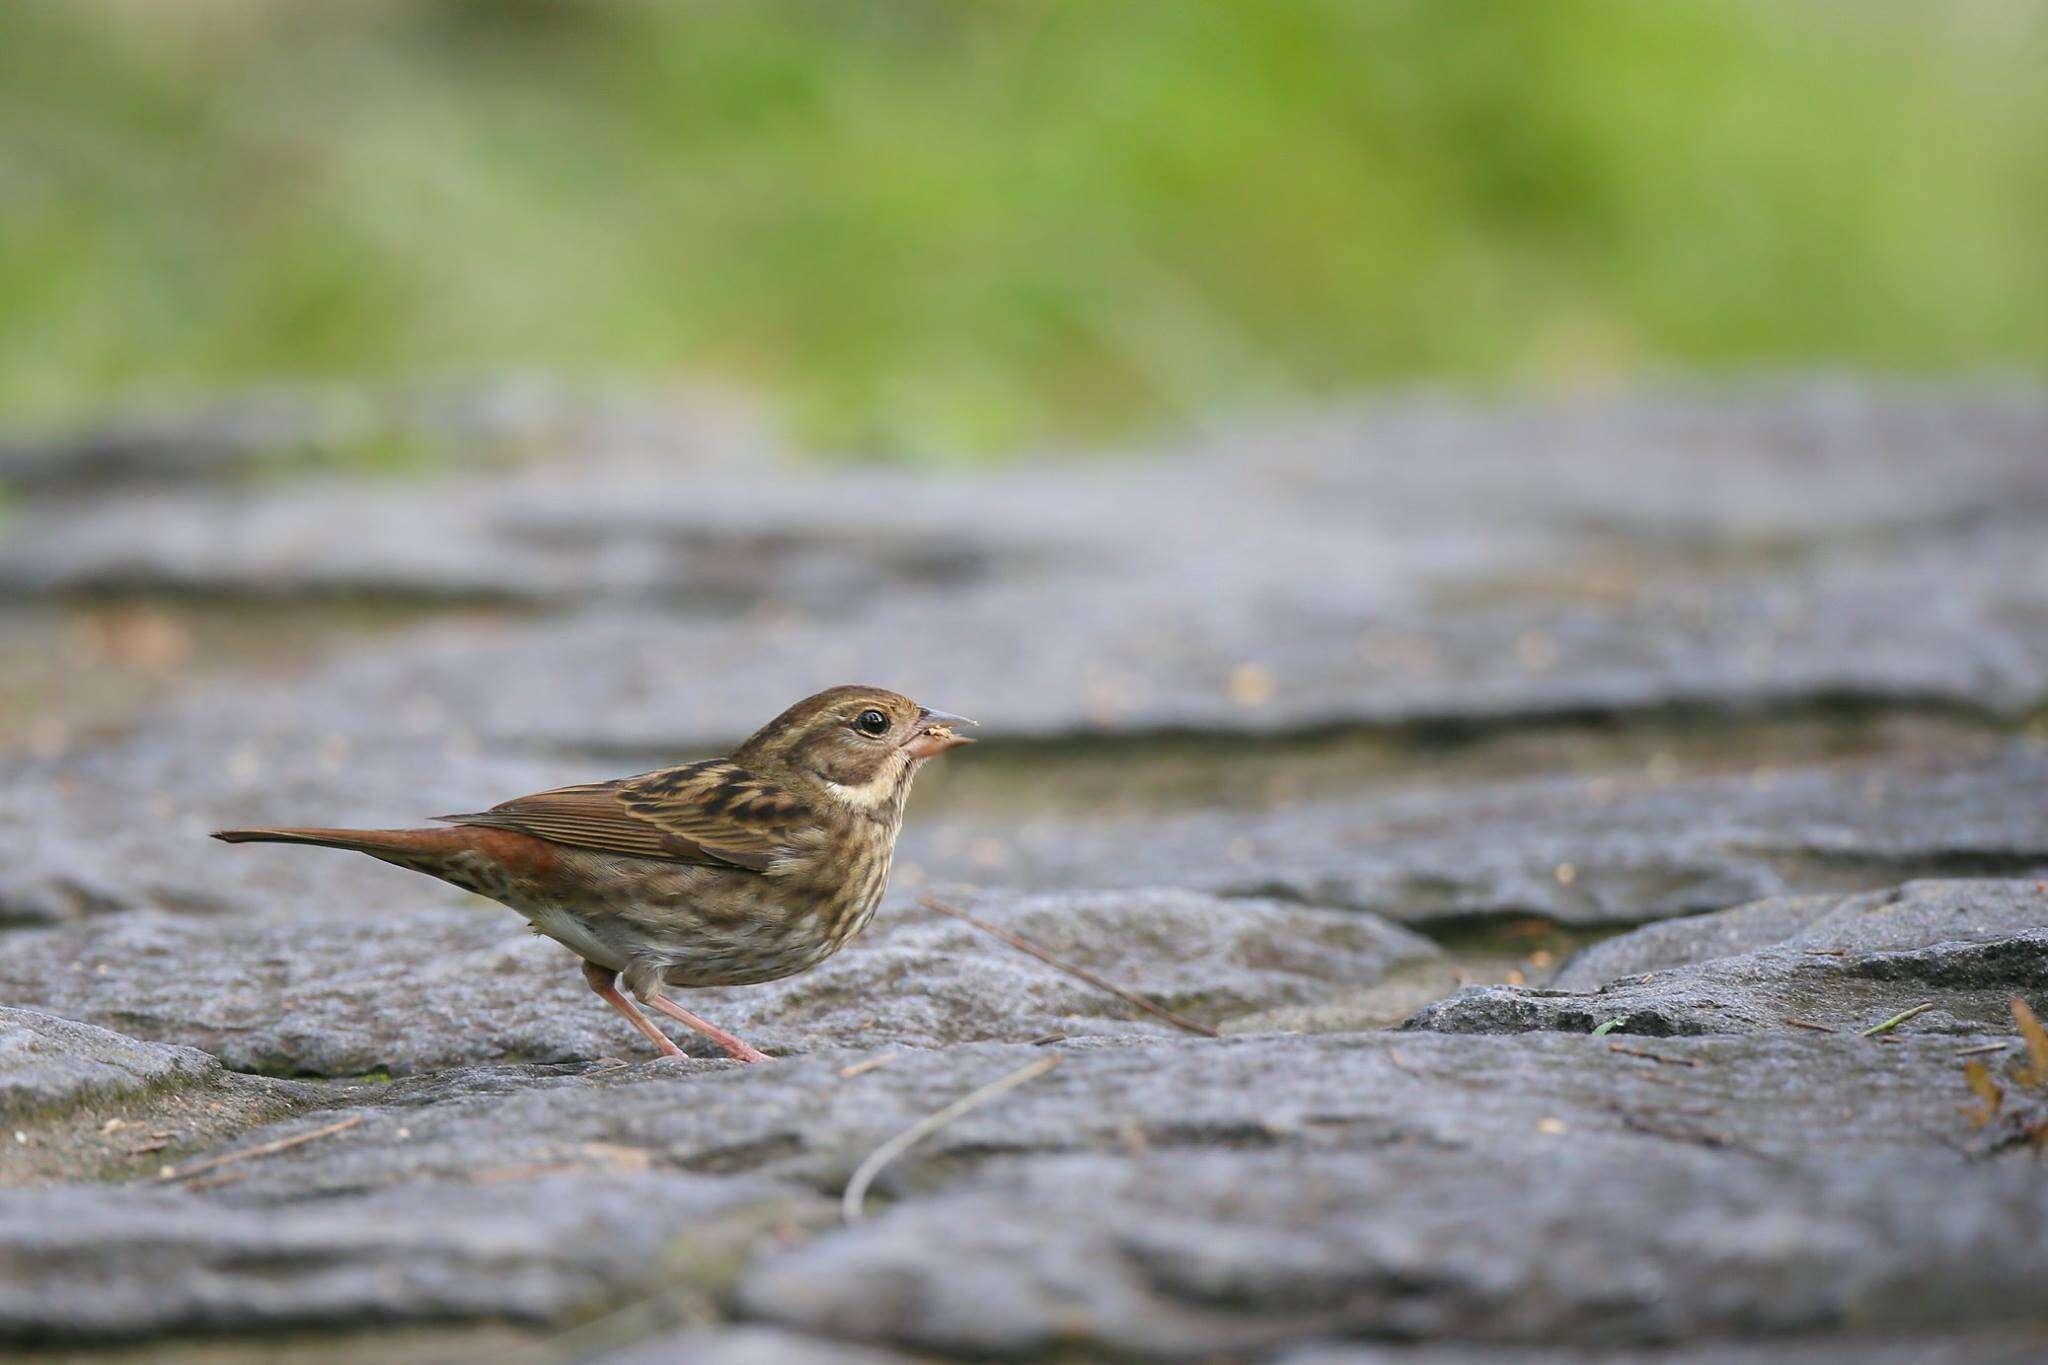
[1782,1016,1835,1033]
[1627,1069,1701,1090]
[1614,1110,1736,1150]
[1860,1002,1935,1038]
[838,1051,902,1079]
[842,1055,1061,1223]
[155,1113,364,1183]
[922,895,1219,1038]
[1609,1043,1699,1068]
[1955,1041,2013,1059]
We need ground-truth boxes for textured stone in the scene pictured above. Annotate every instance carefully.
[1409,880,2048,1036]
[595,1326,924,1365]
[950,745,2048,929]
[1278,1332,2048,1363]
[1552,879,2048,989]
[7,384,2045,746]
[8,383,2048,1358]
[0,1007,219,1117]
[9,715,2044,942]
[0,1172,820,1343]
[0,890,1433,1075]
[170,1032,2008,1203]
[740,1146,2048,1356]
[4,1012,2042,1351]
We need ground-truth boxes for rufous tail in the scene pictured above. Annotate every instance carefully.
[210,826,457,855]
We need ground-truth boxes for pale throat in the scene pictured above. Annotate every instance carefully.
[818,756,913,813]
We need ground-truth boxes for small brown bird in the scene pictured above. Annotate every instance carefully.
[214,686,973,1063]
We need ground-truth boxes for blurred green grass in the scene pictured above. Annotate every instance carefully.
[2,0,2043,457]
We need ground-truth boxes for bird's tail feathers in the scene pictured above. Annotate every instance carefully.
[210,826,453,857]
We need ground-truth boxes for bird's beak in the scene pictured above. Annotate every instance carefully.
[901,707,978,759]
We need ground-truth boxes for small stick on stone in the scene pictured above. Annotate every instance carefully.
[155,1113,365,1183]
[1954,1041,2013,1059]
[842,1055,1061,1223]
[921,895,1219,1038]
[1608,1043,1699,1068]
[1627,1070,1700,1090]
[838,1051,903,1079]
[1860,1002,1935,1038]
[1782,1016,1835,1033]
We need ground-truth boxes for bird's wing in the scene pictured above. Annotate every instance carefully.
[439,759,809,872]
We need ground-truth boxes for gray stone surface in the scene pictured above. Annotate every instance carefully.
[9,384,2048,1358]
[177,1032,2006,1202]
[1280,1334,2048,1364]
[186,521,2048,756]
[6,1029,2034,1351]
[948,744,2048,929]
[1410,880,2048,1036]
[6,385,2046,748]
[1552,879,2048,989]
[0,1007,219,1117]
[0,377,750,493]
[741,1146,2048,1356]
[0,891,1433,1075]
[0,1172,821,1343]
[596,1327,924,1365]
[7,713,2043,939]
[0,852,139,927]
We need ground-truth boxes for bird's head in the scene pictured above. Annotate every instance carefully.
[733,685,975,811]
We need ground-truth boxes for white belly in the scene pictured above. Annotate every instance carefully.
[523,904,628,972]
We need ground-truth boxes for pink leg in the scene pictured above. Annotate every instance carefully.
[581,961,684,1059]
[642,993,772,1063]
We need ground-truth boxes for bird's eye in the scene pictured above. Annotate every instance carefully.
[854,709,890,736]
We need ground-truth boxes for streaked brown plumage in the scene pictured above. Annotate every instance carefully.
[213,686,974,1062]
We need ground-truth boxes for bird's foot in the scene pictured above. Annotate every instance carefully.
[643,993,773,1063]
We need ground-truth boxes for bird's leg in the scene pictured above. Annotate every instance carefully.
[644,995,772,1064]
[641,992,773,1064]
[581,961,684,1059]
[619,960,772,1063]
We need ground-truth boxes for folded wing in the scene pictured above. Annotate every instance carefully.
[440,759,811,872]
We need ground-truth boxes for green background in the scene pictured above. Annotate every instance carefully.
[4,0,2043,456]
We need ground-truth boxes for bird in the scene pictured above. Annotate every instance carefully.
[213,685,974,1063]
